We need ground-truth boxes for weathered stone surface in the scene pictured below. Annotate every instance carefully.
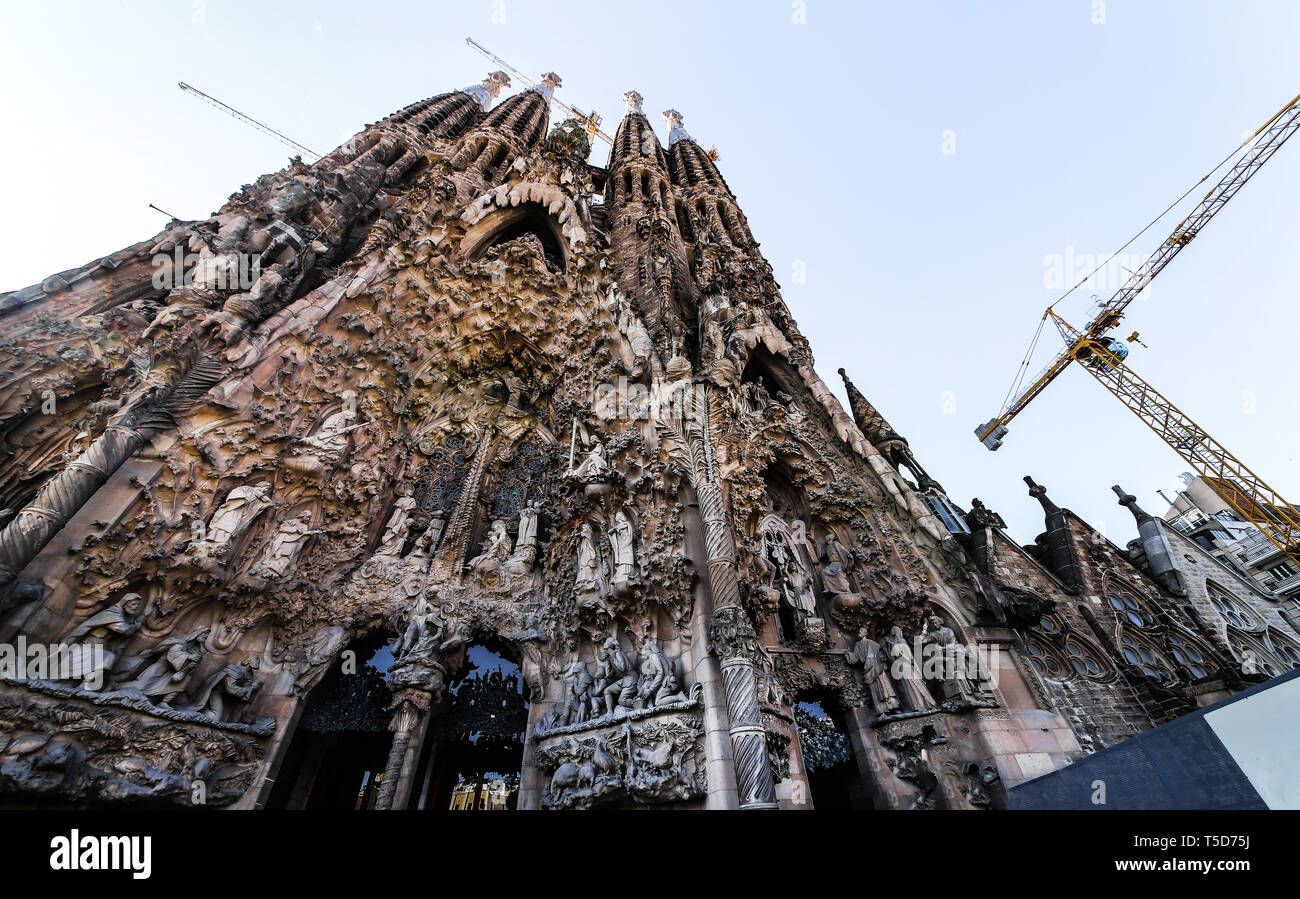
[0,72,1296,811]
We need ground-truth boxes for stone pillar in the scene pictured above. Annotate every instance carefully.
[843,706,908,809]
[517,701,552,810]
[691,387,777,809]
[0,422,145,593]
[374,687,431,810]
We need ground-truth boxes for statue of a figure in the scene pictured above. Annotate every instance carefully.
[562,660,594,726]
[186,655,263,723]
[374,494,418,558]
[847,628,900,716]
[635,640,685,708]
[407,511,446,565]
[252,515,320,579]
[780,554,817,617]
[635,640,667,709]
[575,523,604,606]
[924,614,978,703]
[702,317,727,363]
[816,532,857,597]
[823,532,853,571]
[393,596,436,662]
[607,509,636,585]
[58,593,147,691]
[618,304,653,377]
[289,624,349,695]
[598,637,638,718]
[113,627,211,708]
[570,440,609,481]
[820,559,853,596]
[507,500,542,572]
[515,501,541,553]
[884,625,936,713]
[467,519,512,582]
[287,409,362,476]
[198,483,272,558]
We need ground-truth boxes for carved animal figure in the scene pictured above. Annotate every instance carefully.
[549,759,595,796]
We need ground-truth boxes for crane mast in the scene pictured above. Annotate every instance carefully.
[973,91,1300,566]
[976,91,1300,449]
[1048,313,1300,564]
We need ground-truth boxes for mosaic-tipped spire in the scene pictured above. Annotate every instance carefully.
[460,71,511,111]
[530,72,563,102]
[662,109,691,147]
[623,90,644,115]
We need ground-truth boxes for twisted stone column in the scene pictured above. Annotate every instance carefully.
[689,386,777,809]
[374,688,431,810]
[0,422,146,590]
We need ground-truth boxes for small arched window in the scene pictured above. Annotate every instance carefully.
[1119,633,1175,682]
[1064,640,1106,677]
[1024,640,1066,679]
[1108,592,1156,628]
[1167,631,1211,680]
[1208,587,1256,629]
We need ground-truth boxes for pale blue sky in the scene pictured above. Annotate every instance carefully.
[2,0,1298,547]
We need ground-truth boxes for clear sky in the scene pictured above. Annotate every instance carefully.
[2,0,1298,549]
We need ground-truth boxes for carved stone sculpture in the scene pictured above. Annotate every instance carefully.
[112,627,211,709]
[924,614,978,704]
[598,637,638,717]
[57,593,148,691]
[562,660,595,726]
[466,519,511,584]
[575,523,604,608]
[251,515,319,579]
[375,494,418,559]
[186,655,263,723]
[884,625,936,713]
[286,409,361,477]
[196,484,272,560]
[570,440,609,481]
[607,508,636,589]
[847,628,900,716]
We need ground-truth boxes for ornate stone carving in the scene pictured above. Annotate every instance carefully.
[536,714,705,809]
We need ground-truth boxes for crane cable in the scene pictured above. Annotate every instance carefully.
[996,114,1270,417]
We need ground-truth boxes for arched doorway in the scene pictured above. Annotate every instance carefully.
[794,695,872,810]
[265,636,396,809]
[414,642,529,810]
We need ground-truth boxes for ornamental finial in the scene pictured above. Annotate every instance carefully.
[462,71,511,110]
[662,109,690,146]
[530,72,563,101]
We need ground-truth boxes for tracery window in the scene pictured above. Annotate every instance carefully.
[1227,635,1279,678]
[1107,591,1156,628]
[1118,632,1175,683]
[1268,632,1300,670]
[1063,640,1106,677]
[412,434,477,514]
[1024,641,1065,679]
[1207,586,1256,629]
[1166,631,1212,680]
[488,440,548,520]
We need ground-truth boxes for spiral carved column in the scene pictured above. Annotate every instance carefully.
[692,386,777,809]
[0,423,146,591]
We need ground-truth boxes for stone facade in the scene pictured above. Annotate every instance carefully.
[1,72,1296,810]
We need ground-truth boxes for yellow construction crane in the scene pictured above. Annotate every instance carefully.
[975,91,1300,565]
